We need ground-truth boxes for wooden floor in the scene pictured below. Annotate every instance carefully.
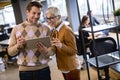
[0,32,119,80]
[49,56,98,80]
[0,55,119,80]
[0,55,98,80]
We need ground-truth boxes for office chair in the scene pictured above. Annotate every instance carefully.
[0,33,9,61]
[89,37,117,80]
[75,34,93,70]
[75,34,90,56]
[89,37,117,57]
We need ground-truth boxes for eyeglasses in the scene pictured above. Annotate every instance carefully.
[45,16,57,21]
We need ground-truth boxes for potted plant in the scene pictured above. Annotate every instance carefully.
[113,8,120,16]
[113,8,120,27]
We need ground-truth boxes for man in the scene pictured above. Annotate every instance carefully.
[87,10,109,37]
[46,6,81,80]
[8,1,55,80]
[87,10,100,26]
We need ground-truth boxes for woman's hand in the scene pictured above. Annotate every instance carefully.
[51,38,62,48]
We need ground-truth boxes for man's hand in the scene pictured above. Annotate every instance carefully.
[36,42,48,54]
[17,35,26,49]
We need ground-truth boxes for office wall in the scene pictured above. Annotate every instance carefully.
[11,0,30,24]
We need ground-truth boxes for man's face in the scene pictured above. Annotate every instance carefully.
[26,6,41,24]
[45,13,59,28]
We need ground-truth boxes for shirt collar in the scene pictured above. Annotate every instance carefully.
[56,22,64,32]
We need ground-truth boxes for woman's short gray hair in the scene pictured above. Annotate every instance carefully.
[46,6,61,16]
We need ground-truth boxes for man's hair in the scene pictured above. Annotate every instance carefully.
[87,10,92,15]
[26,1,42,11]
[46,6,61,16]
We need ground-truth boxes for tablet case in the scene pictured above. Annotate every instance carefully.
[26,36,51,49]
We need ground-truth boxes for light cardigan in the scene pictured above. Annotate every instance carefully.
[8,21,55,71]
[55,23,80,71]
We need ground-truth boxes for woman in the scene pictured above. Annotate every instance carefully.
[46,6,81,80]
[78,15,91,46]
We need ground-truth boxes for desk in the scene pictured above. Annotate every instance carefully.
[110,63,120,73]
[87,51,120,68]
[82,24,116,33]
[0,39,9,46]
[110,52,120,74]
[87,51,120,80]
[82,24,119,80]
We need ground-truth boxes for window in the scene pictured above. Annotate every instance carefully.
[77,0,120,24]
[47,0,68,21]
[0,5,15,26]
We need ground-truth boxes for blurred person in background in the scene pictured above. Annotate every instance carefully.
[87,10,109,37]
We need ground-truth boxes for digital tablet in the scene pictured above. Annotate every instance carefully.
[26,36,51,49]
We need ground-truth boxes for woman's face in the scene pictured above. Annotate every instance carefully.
[85,18,90,26]
[86,19,90,25]
[45,13,60,28]
[45,14,56,27]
